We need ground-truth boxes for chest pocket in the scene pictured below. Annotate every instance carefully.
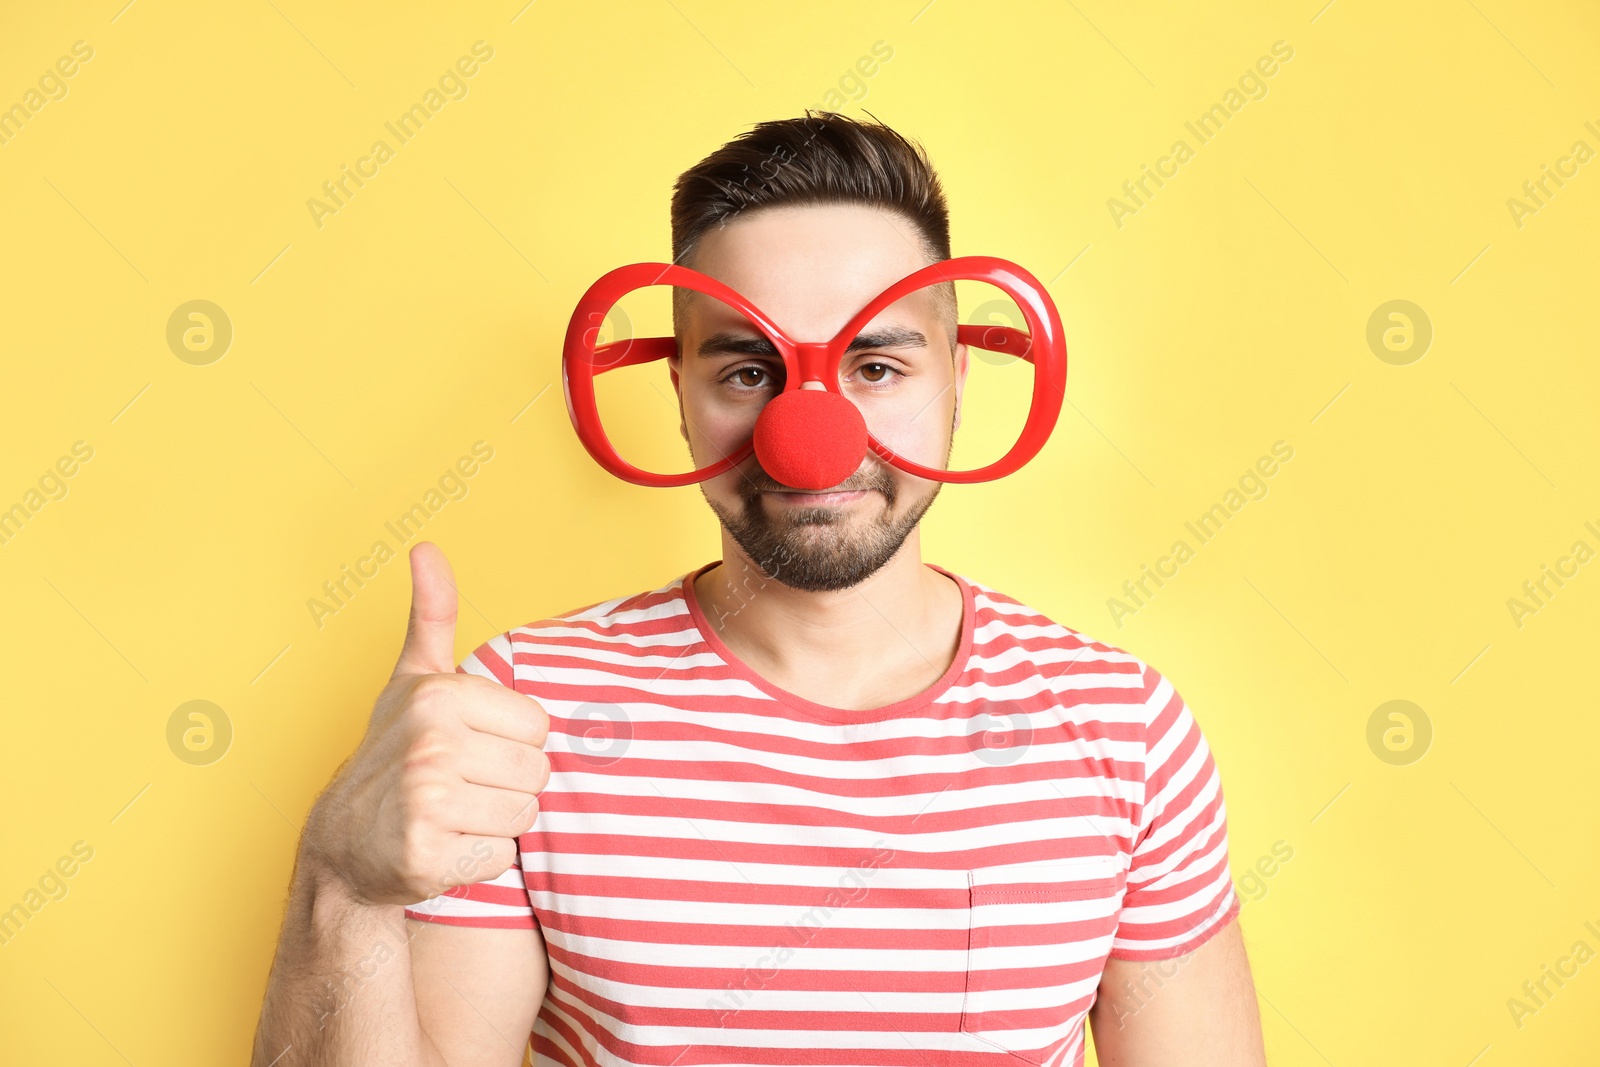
[960,855,1127,1063]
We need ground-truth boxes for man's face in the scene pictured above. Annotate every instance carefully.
[667,203,968,593]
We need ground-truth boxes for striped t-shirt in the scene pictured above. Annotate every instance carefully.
[404,560,1240,1067]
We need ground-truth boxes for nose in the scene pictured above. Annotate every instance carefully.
[750,383,869,491]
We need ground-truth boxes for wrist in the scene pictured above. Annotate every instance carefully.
[290,844,408,960]
[298,793,387,912]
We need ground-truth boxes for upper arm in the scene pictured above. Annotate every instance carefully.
[1089,664,1263,1064]
[1109,666,1238,959]
[403,803,549,1062]
[406,629,549,1064]
[1089,915,1264,1066]
[410,919,548,1066]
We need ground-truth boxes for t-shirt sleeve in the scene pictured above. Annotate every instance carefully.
[402,630,539,930]
[1109,664,1241,960]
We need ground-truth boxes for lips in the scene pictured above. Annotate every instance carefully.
[768,488,871,505]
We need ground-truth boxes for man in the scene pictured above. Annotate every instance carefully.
[253,112,1266,1066]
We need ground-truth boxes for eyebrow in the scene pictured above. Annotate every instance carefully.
[696,325,929,359]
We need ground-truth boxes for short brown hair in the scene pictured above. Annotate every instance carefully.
[670,110,957,348]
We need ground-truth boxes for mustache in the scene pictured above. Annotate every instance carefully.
[742,468,894,496]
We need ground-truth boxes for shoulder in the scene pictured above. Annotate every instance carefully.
[957,571,1180,727]
[458,573,699,690]
[958,575,1219,807]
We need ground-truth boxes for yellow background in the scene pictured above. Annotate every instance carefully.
[2,0,1597,1063]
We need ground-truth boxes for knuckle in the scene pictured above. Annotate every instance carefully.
[407,674,459,715]
[483,848,515,881]
[404,724,456,771]
[397,830,440,894]
[510,741,543,778]
[502,793,539,835]
[442,840,493,885]
[409,779,452,814]
[500,744,548,794]
[528,748,551,792]
[527,699,552,743]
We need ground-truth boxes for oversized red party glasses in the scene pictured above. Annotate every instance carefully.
[560,255,1067,490]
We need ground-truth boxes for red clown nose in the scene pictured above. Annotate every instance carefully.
[750,388,869,491]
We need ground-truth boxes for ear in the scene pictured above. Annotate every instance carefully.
[951,341,969,433]
[668,353,688,442]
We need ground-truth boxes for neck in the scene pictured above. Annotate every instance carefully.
[693,529,964,710]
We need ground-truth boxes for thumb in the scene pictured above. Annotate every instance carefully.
[394,541,459,678]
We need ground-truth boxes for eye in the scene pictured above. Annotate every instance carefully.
[852,361,901,386]
[721,363,782,390]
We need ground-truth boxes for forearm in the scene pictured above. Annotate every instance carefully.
[251,845,441,1067]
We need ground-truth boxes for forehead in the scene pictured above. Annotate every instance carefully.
[683,203,939,341]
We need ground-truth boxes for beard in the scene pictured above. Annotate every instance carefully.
[703,461,943,593]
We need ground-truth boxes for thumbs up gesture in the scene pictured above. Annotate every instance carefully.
[304,541,551,907]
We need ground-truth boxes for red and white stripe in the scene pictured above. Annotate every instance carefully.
[406,561,1239,1067]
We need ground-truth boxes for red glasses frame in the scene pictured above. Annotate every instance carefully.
[560,255,1067,487]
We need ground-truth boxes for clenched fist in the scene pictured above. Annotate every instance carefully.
[304,541,550,907]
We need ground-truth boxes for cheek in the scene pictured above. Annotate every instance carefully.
[681,388,760,458]
[864,391,954,461]
[703,466,757,512]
